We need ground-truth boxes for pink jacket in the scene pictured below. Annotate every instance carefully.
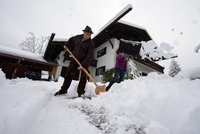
[115,54,126,69]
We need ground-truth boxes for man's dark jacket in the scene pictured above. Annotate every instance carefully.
[66,34,95,68]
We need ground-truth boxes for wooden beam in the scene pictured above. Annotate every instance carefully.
[48,65,57,81]
[11,59,21,78]
[44,33,55,59]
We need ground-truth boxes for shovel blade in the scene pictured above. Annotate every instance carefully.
[95,85,106,95]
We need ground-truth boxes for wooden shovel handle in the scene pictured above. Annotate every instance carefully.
[82,68,98,87]
[65,48,98,86]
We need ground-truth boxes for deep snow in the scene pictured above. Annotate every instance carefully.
[0,69,200,134]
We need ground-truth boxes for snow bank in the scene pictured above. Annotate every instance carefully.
[0,69,200,134]
[85,73,200,134]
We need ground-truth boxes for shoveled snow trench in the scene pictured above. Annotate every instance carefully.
[29,94,147,134]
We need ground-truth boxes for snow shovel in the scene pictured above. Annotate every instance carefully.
[65,48,106,95]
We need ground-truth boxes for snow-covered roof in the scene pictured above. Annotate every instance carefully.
[93,4,133,38]
[93,21,152,48]
[0,45,55,65]
[92,4,154,48]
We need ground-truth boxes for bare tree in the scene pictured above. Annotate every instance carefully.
[19,32,49,54]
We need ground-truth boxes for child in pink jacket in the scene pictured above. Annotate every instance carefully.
[106,49,126,91]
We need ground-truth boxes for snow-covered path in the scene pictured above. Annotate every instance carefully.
[1,70,200,134]
[29,96,98,134]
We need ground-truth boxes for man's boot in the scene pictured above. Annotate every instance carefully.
[54,90,67,96]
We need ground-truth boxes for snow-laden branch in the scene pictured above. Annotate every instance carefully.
[120,39,177,61]
[140,40,177,61]
[194,43,200,53]
[160,42,174,52]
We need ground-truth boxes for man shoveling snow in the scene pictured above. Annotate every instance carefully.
[54,26,95,97]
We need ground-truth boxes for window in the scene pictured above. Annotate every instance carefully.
[96,66,106,76]
[97,47,107,58]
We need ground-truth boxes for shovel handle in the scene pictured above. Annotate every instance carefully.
[82,68,98,87]
[65,48,98,87]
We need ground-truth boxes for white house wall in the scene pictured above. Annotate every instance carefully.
[94,38,120,81]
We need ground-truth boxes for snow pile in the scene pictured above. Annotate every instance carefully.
[86,73,200,134]
[0,70,200,134]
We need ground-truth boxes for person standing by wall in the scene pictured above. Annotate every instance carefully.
[106,49,127,91]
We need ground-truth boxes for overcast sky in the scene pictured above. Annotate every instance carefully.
[0,0,200,70]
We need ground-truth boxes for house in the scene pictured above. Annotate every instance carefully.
[43,4,165,82]
[44,20,165,82]
[92,20,164,81]
[0,4,166,82]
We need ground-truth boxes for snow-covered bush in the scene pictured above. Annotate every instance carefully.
[168,59,181,77]
[126,56,140,79]
[102,68,114,83]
